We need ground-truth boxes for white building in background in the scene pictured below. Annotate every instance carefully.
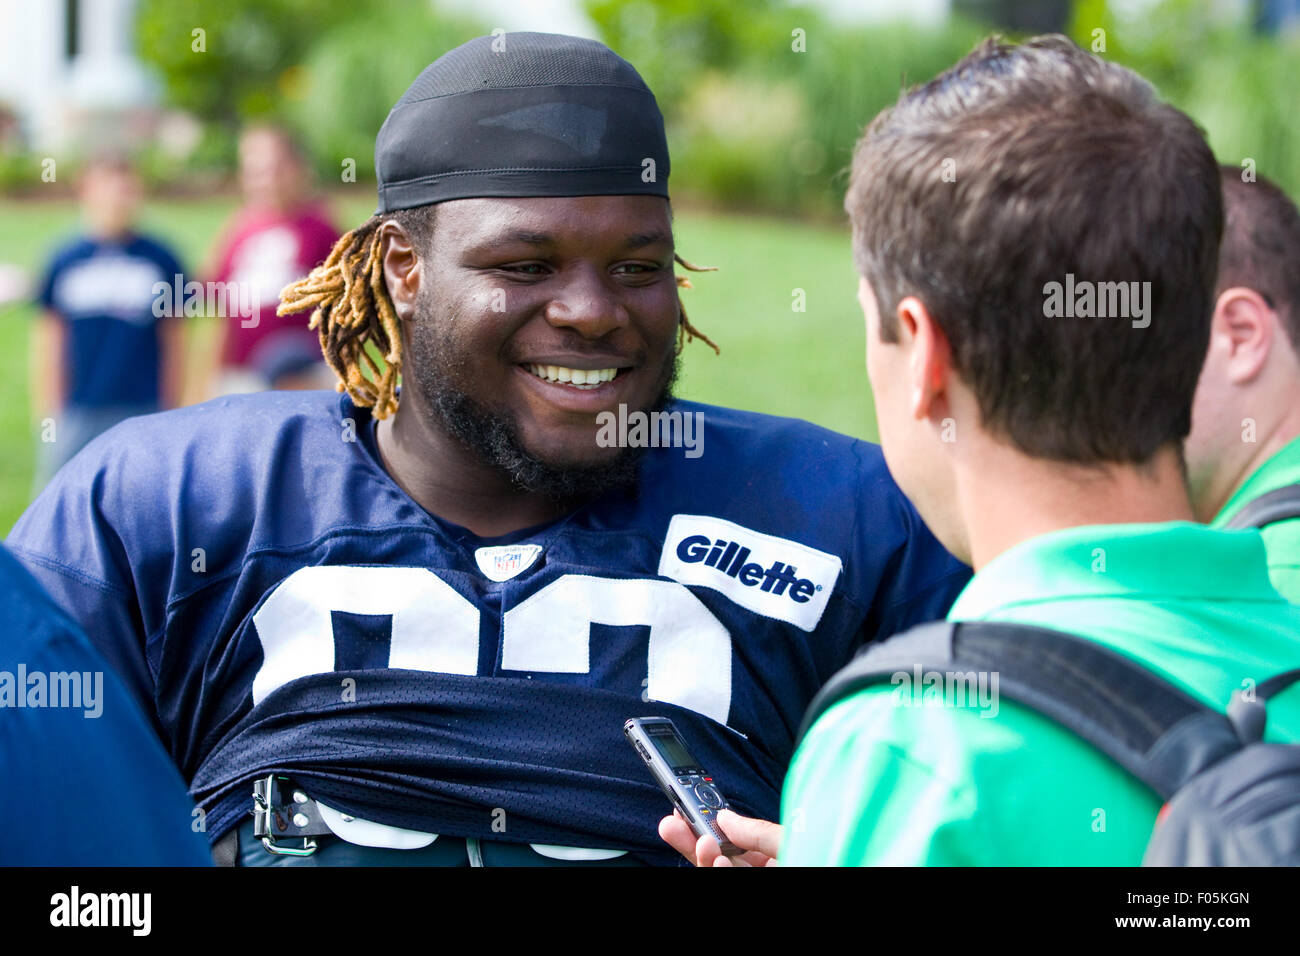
[0,0,985,156]
[0,0,157,153]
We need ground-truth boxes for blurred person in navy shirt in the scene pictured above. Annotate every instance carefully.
[31,153,186,490]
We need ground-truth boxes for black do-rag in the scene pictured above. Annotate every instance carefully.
[375,32,669,213]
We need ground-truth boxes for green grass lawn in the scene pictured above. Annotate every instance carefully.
[0,193,877,534]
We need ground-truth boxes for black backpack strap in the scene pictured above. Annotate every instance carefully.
[1225,667,1300,742]
[797,620,1244,801]
[1223,482,1300,530]
[798,620,953,744]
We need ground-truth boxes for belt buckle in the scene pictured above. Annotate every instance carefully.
[252,774,319,857]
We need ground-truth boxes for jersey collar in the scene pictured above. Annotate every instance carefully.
[947,521,1279,621]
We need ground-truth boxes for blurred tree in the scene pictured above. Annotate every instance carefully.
[135,0,485,181]
[283,3,484,184]
[135,0,359,130]
[587,0,984,215]
[131,0,1299,211]
[584,0,809,114]
[1071,0,1300,195]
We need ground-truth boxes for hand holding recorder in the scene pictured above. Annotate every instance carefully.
[624,716,782,866]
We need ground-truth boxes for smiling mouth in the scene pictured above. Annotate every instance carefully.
[523,364,623,390]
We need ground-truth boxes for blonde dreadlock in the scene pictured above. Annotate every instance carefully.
[279,215,401,419]
[673,253,720,356]
[279,220,718,421]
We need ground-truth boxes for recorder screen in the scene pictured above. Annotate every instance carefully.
[649,726,698,773]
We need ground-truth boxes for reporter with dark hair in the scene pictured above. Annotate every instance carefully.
[662,35,1300,867]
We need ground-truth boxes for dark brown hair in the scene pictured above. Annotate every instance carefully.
[846,34,1223,464]
[1218,165,1300,348]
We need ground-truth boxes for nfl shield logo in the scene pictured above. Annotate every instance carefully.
[474,543,544,582]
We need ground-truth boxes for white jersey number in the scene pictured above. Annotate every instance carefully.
[251,566,732,724]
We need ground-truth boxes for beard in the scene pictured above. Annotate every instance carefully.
[403,309,680,503]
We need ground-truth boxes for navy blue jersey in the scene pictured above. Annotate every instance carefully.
[36,232,183,407]
[0,543,211,865]
[8,391,968,862]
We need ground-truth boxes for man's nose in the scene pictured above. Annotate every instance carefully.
[542,267,630,339]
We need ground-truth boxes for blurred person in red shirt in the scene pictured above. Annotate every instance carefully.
[206,124,340,394]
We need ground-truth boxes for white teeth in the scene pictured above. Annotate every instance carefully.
[526,364,618,388]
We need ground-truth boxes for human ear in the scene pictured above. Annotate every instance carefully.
[896,296,952,421]
[380,221,421,323]
[1214,287,1275,385]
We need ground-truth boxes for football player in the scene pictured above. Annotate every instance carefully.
[8,33,967,866]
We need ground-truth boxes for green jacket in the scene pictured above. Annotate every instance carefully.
[1213,436,1300,603]
[779,522,1300,866]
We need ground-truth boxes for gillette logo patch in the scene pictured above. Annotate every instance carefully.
[658,515,842,632]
